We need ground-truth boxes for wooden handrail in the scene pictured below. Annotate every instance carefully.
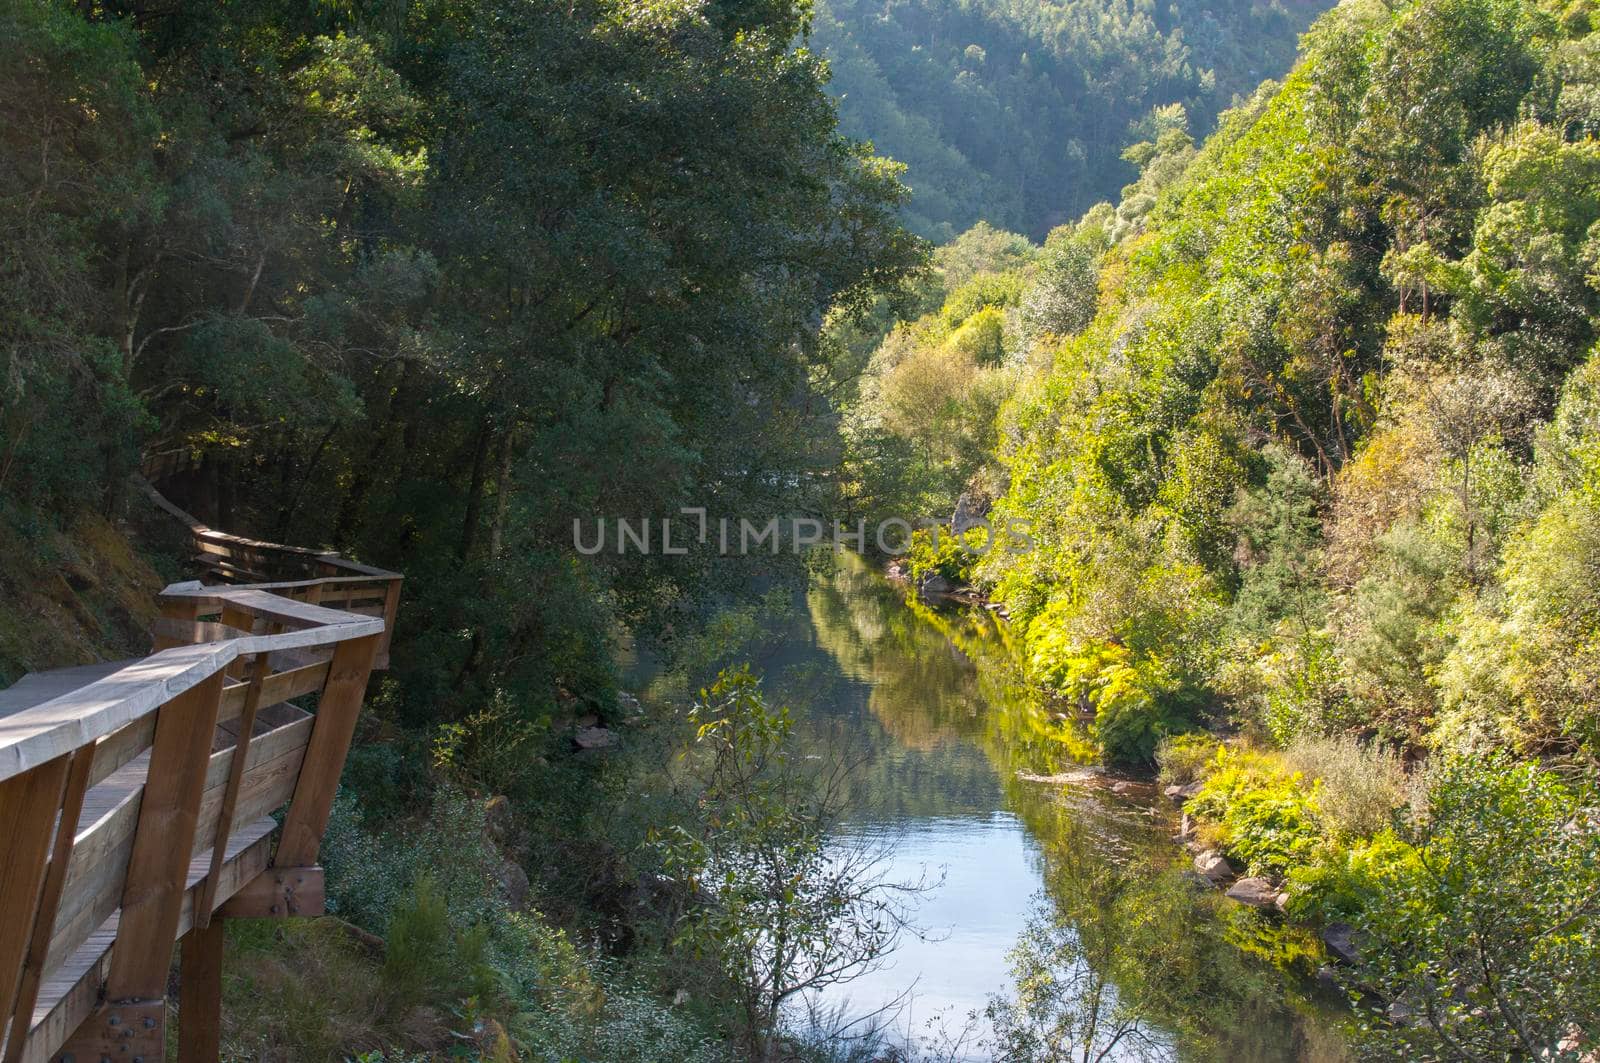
[0,523,395,1062]
[134,475,403,669]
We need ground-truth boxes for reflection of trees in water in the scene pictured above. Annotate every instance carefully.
[806,556,984,751]
[802,555,1347,1061]
[988,813,1347,1062]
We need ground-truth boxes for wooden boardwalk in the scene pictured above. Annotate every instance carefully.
[0,488,402,1063]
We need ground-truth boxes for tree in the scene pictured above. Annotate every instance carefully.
[656,667,928,1061]
[1346,755,1600,1060]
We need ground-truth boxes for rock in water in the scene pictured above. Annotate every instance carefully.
[1225,877,1280,907]
[1194,849,1233,885]
[1163,781,1204,803]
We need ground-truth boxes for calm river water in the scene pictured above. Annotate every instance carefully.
[641,552,1345,1060]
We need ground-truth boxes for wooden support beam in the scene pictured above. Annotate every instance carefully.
[176,922,223,1063]
[376,578,402,669]
[53,999,164,1063]
[104,671,226,1003]
[150,598,202,652]
[193,653,268,930]
[274,633,378,867]
[4,750,93,1063]
[216,867,324,919]
[0,756,71,1032]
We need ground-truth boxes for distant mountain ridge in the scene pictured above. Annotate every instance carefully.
[814,0,1332,239]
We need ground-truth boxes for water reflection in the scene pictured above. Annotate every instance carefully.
[767,553,1345,1061]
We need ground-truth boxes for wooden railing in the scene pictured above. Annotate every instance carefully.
[137,476,403,669]
[0,521,396,1062]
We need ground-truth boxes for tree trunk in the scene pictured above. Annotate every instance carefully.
[489,428,515,560]
[457,416,493,565]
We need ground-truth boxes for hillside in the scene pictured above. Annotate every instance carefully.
[840,0,1600,1049]
[815,0,1332,239]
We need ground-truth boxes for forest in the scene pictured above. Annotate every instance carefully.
[3,0,1600,1058]
[813,0,1326,238]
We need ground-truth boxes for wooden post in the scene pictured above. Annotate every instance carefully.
[376,577,402,669]
[152,596,204,652]
[194,653,268,929]
[4,749,93,1063]
[105,670,227,1001]
[274,633,379,867]
[177,921,224,1063]
[0,756,71,1031]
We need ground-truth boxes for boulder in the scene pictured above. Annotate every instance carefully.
[1110,780,1137,795]
[919,574,953,598]
[574,725,618,751]
[1163,781,1204,803]
[1224,877,1280,908]
[1322,921,1362,965]
[497,859,530,910]
[1194,849,1233,885]
[484,795,515,843]
[951,491,991,534]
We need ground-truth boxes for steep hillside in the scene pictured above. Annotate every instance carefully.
[815,0,1331,239]
[0,506,166,686]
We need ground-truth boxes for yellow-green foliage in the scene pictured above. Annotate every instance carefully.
[1188,747,1323,877]
[1283,829,1421,922]
[905,525,982,583]
[1156,732,1223,786]
[1025,619,1196,763]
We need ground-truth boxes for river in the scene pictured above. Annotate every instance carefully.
[641,552,1346,1060]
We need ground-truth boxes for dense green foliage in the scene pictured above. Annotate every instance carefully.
[814,0,1327,238]
[832,0,1600,1050]
[2,0,921,731]
[2,2,923,1057]
[856,0,1600,776]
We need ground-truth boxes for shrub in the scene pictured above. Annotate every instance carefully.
[1344,755,1600,1059]
[1189,747,1323,878]
[1283,733,1408,840]
[1156,732,1222,786]
[432,689,549,798]
[381,874,496,1011]
[1282,829,1418,923]
[1026,628,1198,763]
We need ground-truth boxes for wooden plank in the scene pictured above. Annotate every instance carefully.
[176,921,223,1063]
[217,660,327,723]
[22,819,277,1063]
[4,750,91,1063]
[87,718,155,789]
[104,670,225,1001]
[0,757,71,1032]
[55,997,163,1062]
[216,867,324,919]
[151,596,204,652]
[0,642,232,784]
[274,633,379,866]
[0,664,138,721]
[0,619,378,785]
[193,654,266,929]
[47,713,312,976]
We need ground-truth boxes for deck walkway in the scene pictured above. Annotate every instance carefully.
[0,487,402,1063]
